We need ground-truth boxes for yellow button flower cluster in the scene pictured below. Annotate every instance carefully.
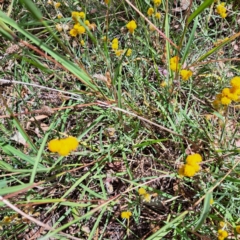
[111,38,132,57]
[213,76,240,108]
[121,211,132,219]
[178,153,202,177]
[126,20,137,34]
[216,2,227,19]
[170,56,180,71]
[217,229,228,240]
[69,12,95,38]
[111,38,118,50]
[180,69,193,81]
[138,187,151,202]
[153,0,162,7]
[48,136,79,156]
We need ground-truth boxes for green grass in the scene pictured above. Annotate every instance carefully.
[0,0,240,239]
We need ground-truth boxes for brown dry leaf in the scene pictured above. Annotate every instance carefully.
[173,0,190,12]
[26,115,49,130]
[11,131,27,146]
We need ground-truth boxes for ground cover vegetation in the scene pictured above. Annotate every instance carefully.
[0,0,240,239]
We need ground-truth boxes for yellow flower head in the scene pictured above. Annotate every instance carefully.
[153,0,162,6]
[230,76,240,89]
[210,198,214,205]
[48,139,61,152]
[121,211,132,219]
[80,40,85,46]
[178,164,196,177]
[69,28,78,37]
[84,20,90,26]
[48,136,79,156]
[186,153,202,164]
[170,56,180,71]
[65,136,79,151]
[143,193,151,202]
[57,14,62,19]
[54,2,61,8]
[180,69,193,81]
[138,187,147,195]
[236,225,240,234]
[72,11,85,23]
[217,229,228,239]
[216,3,227,18]
[155,12,161,19]
[105,0,109,4]
[112,38,119,50]
[126,20,137,34]
[147,8,154,17]
[126,49,132,56]
[221,96,231,105]
[115,49,124,57]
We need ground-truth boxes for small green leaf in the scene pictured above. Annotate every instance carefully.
[194,191,213,230]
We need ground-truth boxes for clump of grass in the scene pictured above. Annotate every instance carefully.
[0,0,240,239]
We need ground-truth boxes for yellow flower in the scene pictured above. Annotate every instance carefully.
[180,69,192,81]
[186,153,202,164]
[230,76,240,89]
[58,144,71,156]
[48,139,61,152]
[147,7,154,17]
[219,221,226,228]
[126,49,132,56]
[217,229,228,240]
[143,193,151,202]
[155,12,161,19]
[80,40,85,46]
[69,28,78,37]
[76,25,86,34]
[153,0,161,6]
[105,0,110,4]
[57,14,62,19]
[210,198,214,205]
[112,38,118,44]
[78,11,85,19]
[236,225,240,234]
[221,96,231,105]
[221,88,230,97]
[115,50,124,57]
[170,56,180,71]
[178,164,197,177]
[84,20,90,26]
[112,43,118,50]
[216,3,227,18]
[111,38,118,50]
[138,187,147,195]
[73,23,85,34]
[48,136,79,156]
[65,136,79,151]
[126,20,137,34]
[56,23,63,32]
[54,2,61,8]
[72,11,85,23]
[121,211,132,219]
[183,164,196,177]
